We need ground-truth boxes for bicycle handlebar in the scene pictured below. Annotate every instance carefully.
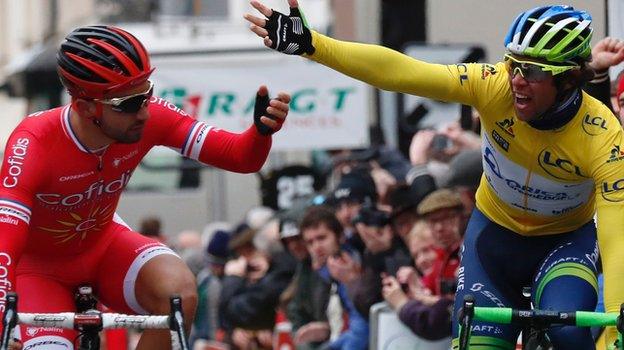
[17,312,170,330]
[0,292,190,350]
[458,295,624,350]
[471,307,619,328]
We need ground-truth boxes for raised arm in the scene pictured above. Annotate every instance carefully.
[245,0,485,106]
[153,86,290,173]
[584,37,624,112]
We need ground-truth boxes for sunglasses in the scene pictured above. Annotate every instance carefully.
[94,81,154,113]
[504,54,580,82]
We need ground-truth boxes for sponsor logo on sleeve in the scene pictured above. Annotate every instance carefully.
[2,138,30,188]
[0,200,31,225]
[455,64,469,85]
[0,252,12,312]
[480,64,497,79]
[582,114,608,136]
[195,124,209,144]
[606,144,624,163]
[151,97,189,117]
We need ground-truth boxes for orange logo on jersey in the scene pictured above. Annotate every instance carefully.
[38,205,113,244]
[606,145,624,163]
[495,117,515,137]
[481,64,497,79]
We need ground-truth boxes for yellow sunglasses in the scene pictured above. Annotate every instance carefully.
[504,54,580,82]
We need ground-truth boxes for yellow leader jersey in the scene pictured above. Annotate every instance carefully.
[307,31,624,330]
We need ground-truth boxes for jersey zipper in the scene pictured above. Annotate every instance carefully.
[86,150,107,242]
[97,154,103,172]
[522,135,541,231]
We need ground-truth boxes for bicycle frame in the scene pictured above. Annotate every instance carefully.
[0,292,190,350]
[458,294,624,350]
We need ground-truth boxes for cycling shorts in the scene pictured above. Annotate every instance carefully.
[14,217,178,348]
[452,208,598,349]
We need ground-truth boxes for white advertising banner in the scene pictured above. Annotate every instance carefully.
[151,51,370,150]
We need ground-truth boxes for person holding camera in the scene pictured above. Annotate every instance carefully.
[218,224,296,348]
[406,122,480,189]
[294,206,367,350]
[346,193,413,320]
[381,270,454,341]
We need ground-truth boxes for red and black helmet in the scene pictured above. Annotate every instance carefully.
[57,25,154,98]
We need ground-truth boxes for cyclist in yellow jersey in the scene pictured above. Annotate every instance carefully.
[246,1,624,349]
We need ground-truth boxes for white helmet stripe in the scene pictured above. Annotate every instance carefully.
[519,17,551,51]
[548,17,578,36]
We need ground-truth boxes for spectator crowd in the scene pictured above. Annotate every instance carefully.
[138,116,483,350]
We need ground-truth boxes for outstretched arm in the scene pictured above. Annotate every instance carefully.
[155,86,290,173]
[196,86,290,173]
[245,0,481,105]
[245,0,315,56]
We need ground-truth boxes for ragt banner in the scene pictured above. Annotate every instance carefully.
[151,51,370,151]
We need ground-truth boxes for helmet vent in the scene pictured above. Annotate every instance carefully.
[543,27,568,50]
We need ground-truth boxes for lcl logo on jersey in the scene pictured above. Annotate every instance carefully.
[582,114,608,136]
[538,149,588,180]
[601,178,624,202]
[455,64,468,85]
[495,117,515,137]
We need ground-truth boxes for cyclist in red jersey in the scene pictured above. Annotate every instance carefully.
[0,25,290,350]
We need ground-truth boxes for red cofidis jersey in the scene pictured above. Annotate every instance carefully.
[0,97,272,312]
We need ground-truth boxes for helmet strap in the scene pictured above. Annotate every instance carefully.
[91,103,104,127]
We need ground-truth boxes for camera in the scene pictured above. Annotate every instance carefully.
[352,200,391,227]
[246,263,260,273]
[430,134,452,152]
[440,279,457,295]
